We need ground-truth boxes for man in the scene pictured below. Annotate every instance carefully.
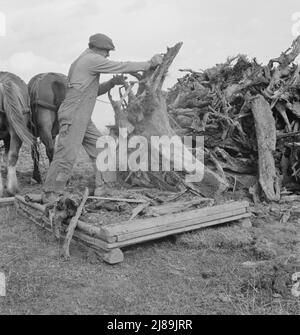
[42,33,163,202]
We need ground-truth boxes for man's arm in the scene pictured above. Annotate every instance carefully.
[97,80,114,96]
[97,75,127,96]
[90,54,151,74]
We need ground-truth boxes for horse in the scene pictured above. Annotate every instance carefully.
[28,73,67,183]
[0,72,34,196]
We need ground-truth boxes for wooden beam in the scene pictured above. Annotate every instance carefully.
[144,198,214,217]
[107,213,252,249]
[61,188,89,260]
[115,208,247,242]
[0,197,15,207]
[88,196,147,204]
[101,201,249,238]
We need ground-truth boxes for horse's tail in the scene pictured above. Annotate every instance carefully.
[28,75,41,137]
[1,80,34,146]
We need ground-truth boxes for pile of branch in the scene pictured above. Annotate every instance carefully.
[167,36,300,202]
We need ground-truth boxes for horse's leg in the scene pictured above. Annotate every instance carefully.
[3,137,10,157]
[0,137,10,196]
[41,127,55,163]
[51,118,59,161]
[27,107,42,183]
[6,130,22,195]
[2,137,10,165]
[38,108,56,163]
[31,139,41,183]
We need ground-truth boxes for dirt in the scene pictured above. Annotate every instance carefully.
[0,144,299,315]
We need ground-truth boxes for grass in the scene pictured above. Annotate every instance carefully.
[0,204,299,315]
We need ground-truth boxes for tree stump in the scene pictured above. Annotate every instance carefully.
[107,43,228,197]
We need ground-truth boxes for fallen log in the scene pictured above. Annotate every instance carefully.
[251,95,280,202]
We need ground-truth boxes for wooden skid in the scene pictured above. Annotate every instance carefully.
[15,196,251,264]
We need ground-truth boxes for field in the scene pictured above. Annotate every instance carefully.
[0,144,299,315]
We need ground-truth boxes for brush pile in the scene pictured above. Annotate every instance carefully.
[167,36,300,202]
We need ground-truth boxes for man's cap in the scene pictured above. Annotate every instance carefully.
[89,33,115,51]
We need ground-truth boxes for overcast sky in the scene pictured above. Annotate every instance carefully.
[1,0,300,128]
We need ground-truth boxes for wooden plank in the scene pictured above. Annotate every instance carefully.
[73,231,110,251]
[71,236,124,264]
[0,197,15,207]
[101,201,249,238]
[108,213,251,249]
[75,221,117,243]
[103,200,249,237]
[88,196,147,203]
[116,207,247,242]
[144,198,214,217]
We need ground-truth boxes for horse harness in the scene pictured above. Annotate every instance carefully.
[30,73,62,113]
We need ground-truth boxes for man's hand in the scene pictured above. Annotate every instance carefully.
[111,75,127,87]
[150,54,164,68]
[98,76,127,96]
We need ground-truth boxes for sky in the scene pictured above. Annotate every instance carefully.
[1,0,300,129]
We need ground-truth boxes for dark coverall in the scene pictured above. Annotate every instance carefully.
[43,48,151,194]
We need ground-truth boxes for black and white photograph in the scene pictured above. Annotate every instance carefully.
[0,0,299,318]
